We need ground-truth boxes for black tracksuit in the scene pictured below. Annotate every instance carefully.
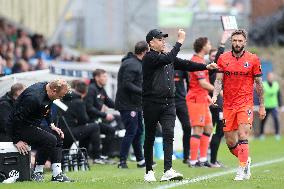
[7,82,62,164]
[174,70,191,161]
[0,92,15,141]
[85,80,120,156]
[85,80,115,120]
[142,42,208,172]
[60,92,101,159]
[209,46,225,164]
[115,52,144,163]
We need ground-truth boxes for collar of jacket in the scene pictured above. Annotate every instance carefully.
[90,79,103,90]
[0,92,14,104]
[150,48,163,54]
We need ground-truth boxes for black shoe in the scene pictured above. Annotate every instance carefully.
[197,161,212,168]
[118,162,128,169]
[183,159,190,164]
[51,173,73,182]
[31,172,44,182]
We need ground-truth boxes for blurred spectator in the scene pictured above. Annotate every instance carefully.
[14,45,23,61]
[16,29,32,47]
[0,42,8,57]
[0,19,9,42]
[0,19,87,76]
[4,55,14,75]
[50,43,63,60]
[22,45,35,62]
[7,41,15,53]
[260,72,284,140]
[12,59,30,73]
[34,58,48,70]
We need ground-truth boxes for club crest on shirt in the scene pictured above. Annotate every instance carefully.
[247,109,252,120]
[244,62,250,68]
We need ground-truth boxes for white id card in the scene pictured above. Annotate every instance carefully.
[219,112,223,120]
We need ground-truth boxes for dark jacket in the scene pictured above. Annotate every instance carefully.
[174,70,189,105]
[85,80,115,120]
[0,92,15,134]
[7,82,52,143]
[115,52,143,111]
[142,42,207,104]
[61,92,89,129]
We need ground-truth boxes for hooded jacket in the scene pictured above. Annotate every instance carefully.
[115,52,143,111]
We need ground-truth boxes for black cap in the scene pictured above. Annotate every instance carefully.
[146,29,168,43]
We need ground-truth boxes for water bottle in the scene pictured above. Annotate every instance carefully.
[68,154,73,171]
[78,153,86,171]
[72,154,78,172]
[63,154,69,172]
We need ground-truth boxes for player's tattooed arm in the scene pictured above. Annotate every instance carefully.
[213,73,223,97]
[212,73,223,104]
[255,76,266,119]
[254,76,264,106]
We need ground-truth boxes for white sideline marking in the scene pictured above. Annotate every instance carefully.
[155,157,284,189]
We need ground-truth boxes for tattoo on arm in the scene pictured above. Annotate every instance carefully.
[213,77,223,97]
[255,77,264,105]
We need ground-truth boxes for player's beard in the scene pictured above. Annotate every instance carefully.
[232,45,244,54]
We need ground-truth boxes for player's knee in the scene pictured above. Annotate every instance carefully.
[45,135,57,148]
[238,130,249,139]
[226,139,237,148]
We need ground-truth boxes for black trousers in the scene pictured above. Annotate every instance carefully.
[100,122,116,156]
[15,125,62,165]
[143,101,176,172]
[260,108,280,135]
[63,123,101,159]
[175,102,191,161]
[209,106,224,164]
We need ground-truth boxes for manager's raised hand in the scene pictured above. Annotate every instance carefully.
[177,29,186,44]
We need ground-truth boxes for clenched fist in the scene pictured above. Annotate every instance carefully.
[177,29,186,44]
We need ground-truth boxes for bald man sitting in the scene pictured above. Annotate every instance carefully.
[7,79,73,182]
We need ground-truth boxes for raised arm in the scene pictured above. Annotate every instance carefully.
[144,29,186,68]
[145,42,182,68]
